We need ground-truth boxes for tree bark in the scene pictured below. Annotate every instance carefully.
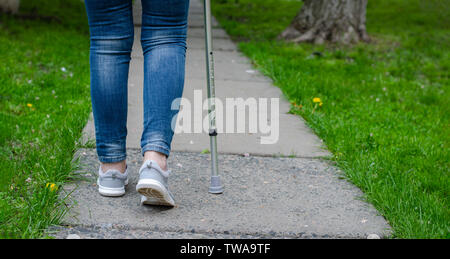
[0,0,20,14]
[279,0,369,44]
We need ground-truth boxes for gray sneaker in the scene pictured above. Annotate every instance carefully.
[97,166,128,197]
[136,160,175,207]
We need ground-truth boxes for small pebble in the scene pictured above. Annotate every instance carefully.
[66,234,81,239]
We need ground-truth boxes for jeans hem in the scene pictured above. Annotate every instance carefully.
[141,144,170,157]
[98,154,127,163]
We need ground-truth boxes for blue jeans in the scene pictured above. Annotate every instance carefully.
[84,0,189,163]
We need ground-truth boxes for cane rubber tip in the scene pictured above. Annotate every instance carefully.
[209,175,224,194]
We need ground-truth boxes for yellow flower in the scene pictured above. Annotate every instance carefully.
[46,183,58,192]
[313,97,321,103]
[27,103,33,108]
[319,102,323,107]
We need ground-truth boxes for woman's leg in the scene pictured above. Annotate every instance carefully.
[84,0,134,172]
[140,0,190,169]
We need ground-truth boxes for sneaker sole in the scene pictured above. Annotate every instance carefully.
[98,185,126,197]
[136,179,175,207]
[97,179,128,197]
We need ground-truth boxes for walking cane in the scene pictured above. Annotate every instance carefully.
[203,0,223,194]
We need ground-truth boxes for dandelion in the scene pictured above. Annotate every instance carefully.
[312,98,323,114]
[46,183,58,192]
[27,103,33,108]
[61,67,67,72]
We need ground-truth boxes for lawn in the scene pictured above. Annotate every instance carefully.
[211,0,449,238]
[0,0,91,238]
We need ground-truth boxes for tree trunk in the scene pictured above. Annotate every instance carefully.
[279,0,369,44]
[0,0,20,14]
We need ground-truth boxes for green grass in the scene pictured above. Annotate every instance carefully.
[212,0,449,238]
[0,0,91,238]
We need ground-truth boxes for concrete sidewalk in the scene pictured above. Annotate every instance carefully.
[54,0,390,239]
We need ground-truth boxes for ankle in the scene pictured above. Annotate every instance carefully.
[144,151,167,171]
[101,160,127,174]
